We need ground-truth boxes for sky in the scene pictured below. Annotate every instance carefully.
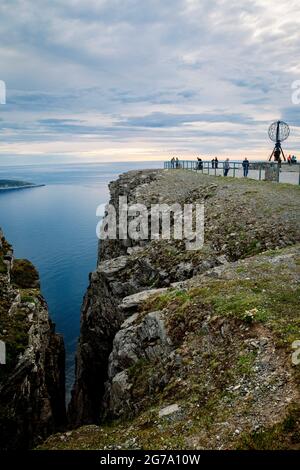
[0,0,300,163]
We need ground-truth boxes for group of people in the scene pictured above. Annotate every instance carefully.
[170,156,251,177]
[211,157,219,169]
[170,157,180,168]
[198,156,250,177]
[287,155,297,165]
[222,158,250,177]
[197,157,219,170]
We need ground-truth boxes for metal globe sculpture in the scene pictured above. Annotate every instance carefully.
[268,121,290,143]
[268,120,290,162]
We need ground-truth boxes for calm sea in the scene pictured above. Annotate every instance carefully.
[0,161,162,395]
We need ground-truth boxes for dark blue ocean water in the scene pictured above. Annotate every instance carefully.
[0,161,162,393]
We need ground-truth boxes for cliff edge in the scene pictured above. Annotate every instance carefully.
[63,169,300,450]
[0,229,66,449]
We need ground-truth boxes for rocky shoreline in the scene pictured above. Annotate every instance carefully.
[0,183,45,192]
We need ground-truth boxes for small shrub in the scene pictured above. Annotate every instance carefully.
[11,259,40,289]
[0,257,7,274]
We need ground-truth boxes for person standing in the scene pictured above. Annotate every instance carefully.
[223,158,230,176]
[242,157,250,177]
[211,158,215,169]
[287,155,292,165]
[197,157,203,170]
[215,157,219,169]
[175,157,179,168]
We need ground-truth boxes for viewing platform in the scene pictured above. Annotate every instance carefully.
[164,160,300,185]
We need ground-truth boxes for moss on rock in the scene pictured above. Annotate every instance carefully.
[11,259,40,289]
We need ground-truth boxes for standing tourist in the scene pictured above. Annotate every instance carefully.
[242,157,250,177]
[197,157,203,170]
[223,158,230,176]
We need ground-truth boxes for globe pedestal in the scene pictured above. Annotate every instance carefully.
[265,163,280,182]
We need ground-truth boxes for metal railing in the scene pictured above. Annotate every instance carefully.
[164,160,300,185]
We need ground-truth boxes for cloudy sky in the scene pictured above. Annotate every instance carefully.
[0,0,300,163]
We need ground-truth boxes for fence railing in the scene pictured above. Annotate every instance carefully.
[164,160,300,185]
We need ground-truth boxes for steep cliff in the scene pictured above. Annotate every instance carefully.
[68,170,164,425]
[65,170,300,449]
[0,229,66,449]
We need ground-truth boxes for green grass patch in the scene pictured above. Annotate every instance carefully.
[20,294,36,304]
[0,308,29,380]
[0,257,7,274]
[11,259,40,289]
[238,406,300,449]
[236,352,257,375]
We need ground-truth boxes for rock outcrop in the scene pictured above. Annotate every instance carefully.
[66,169,300,449]
[0,229,66,449]
[68,171,168,425]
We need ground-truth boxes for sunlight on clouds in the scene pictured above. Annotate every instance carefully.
[0,0,299,161]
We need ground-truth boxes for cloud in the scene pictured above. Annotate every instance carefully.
[281,106,300,127]
[118,111,256,128]
[0,0,299,160]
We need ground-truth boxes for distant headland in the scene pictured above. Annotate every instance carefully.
[0,179,45,191]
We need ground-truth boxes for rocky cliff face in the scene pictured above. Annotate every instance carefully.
[0,229,66,449]
[66,170,300,449]
[68,171,165,425]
